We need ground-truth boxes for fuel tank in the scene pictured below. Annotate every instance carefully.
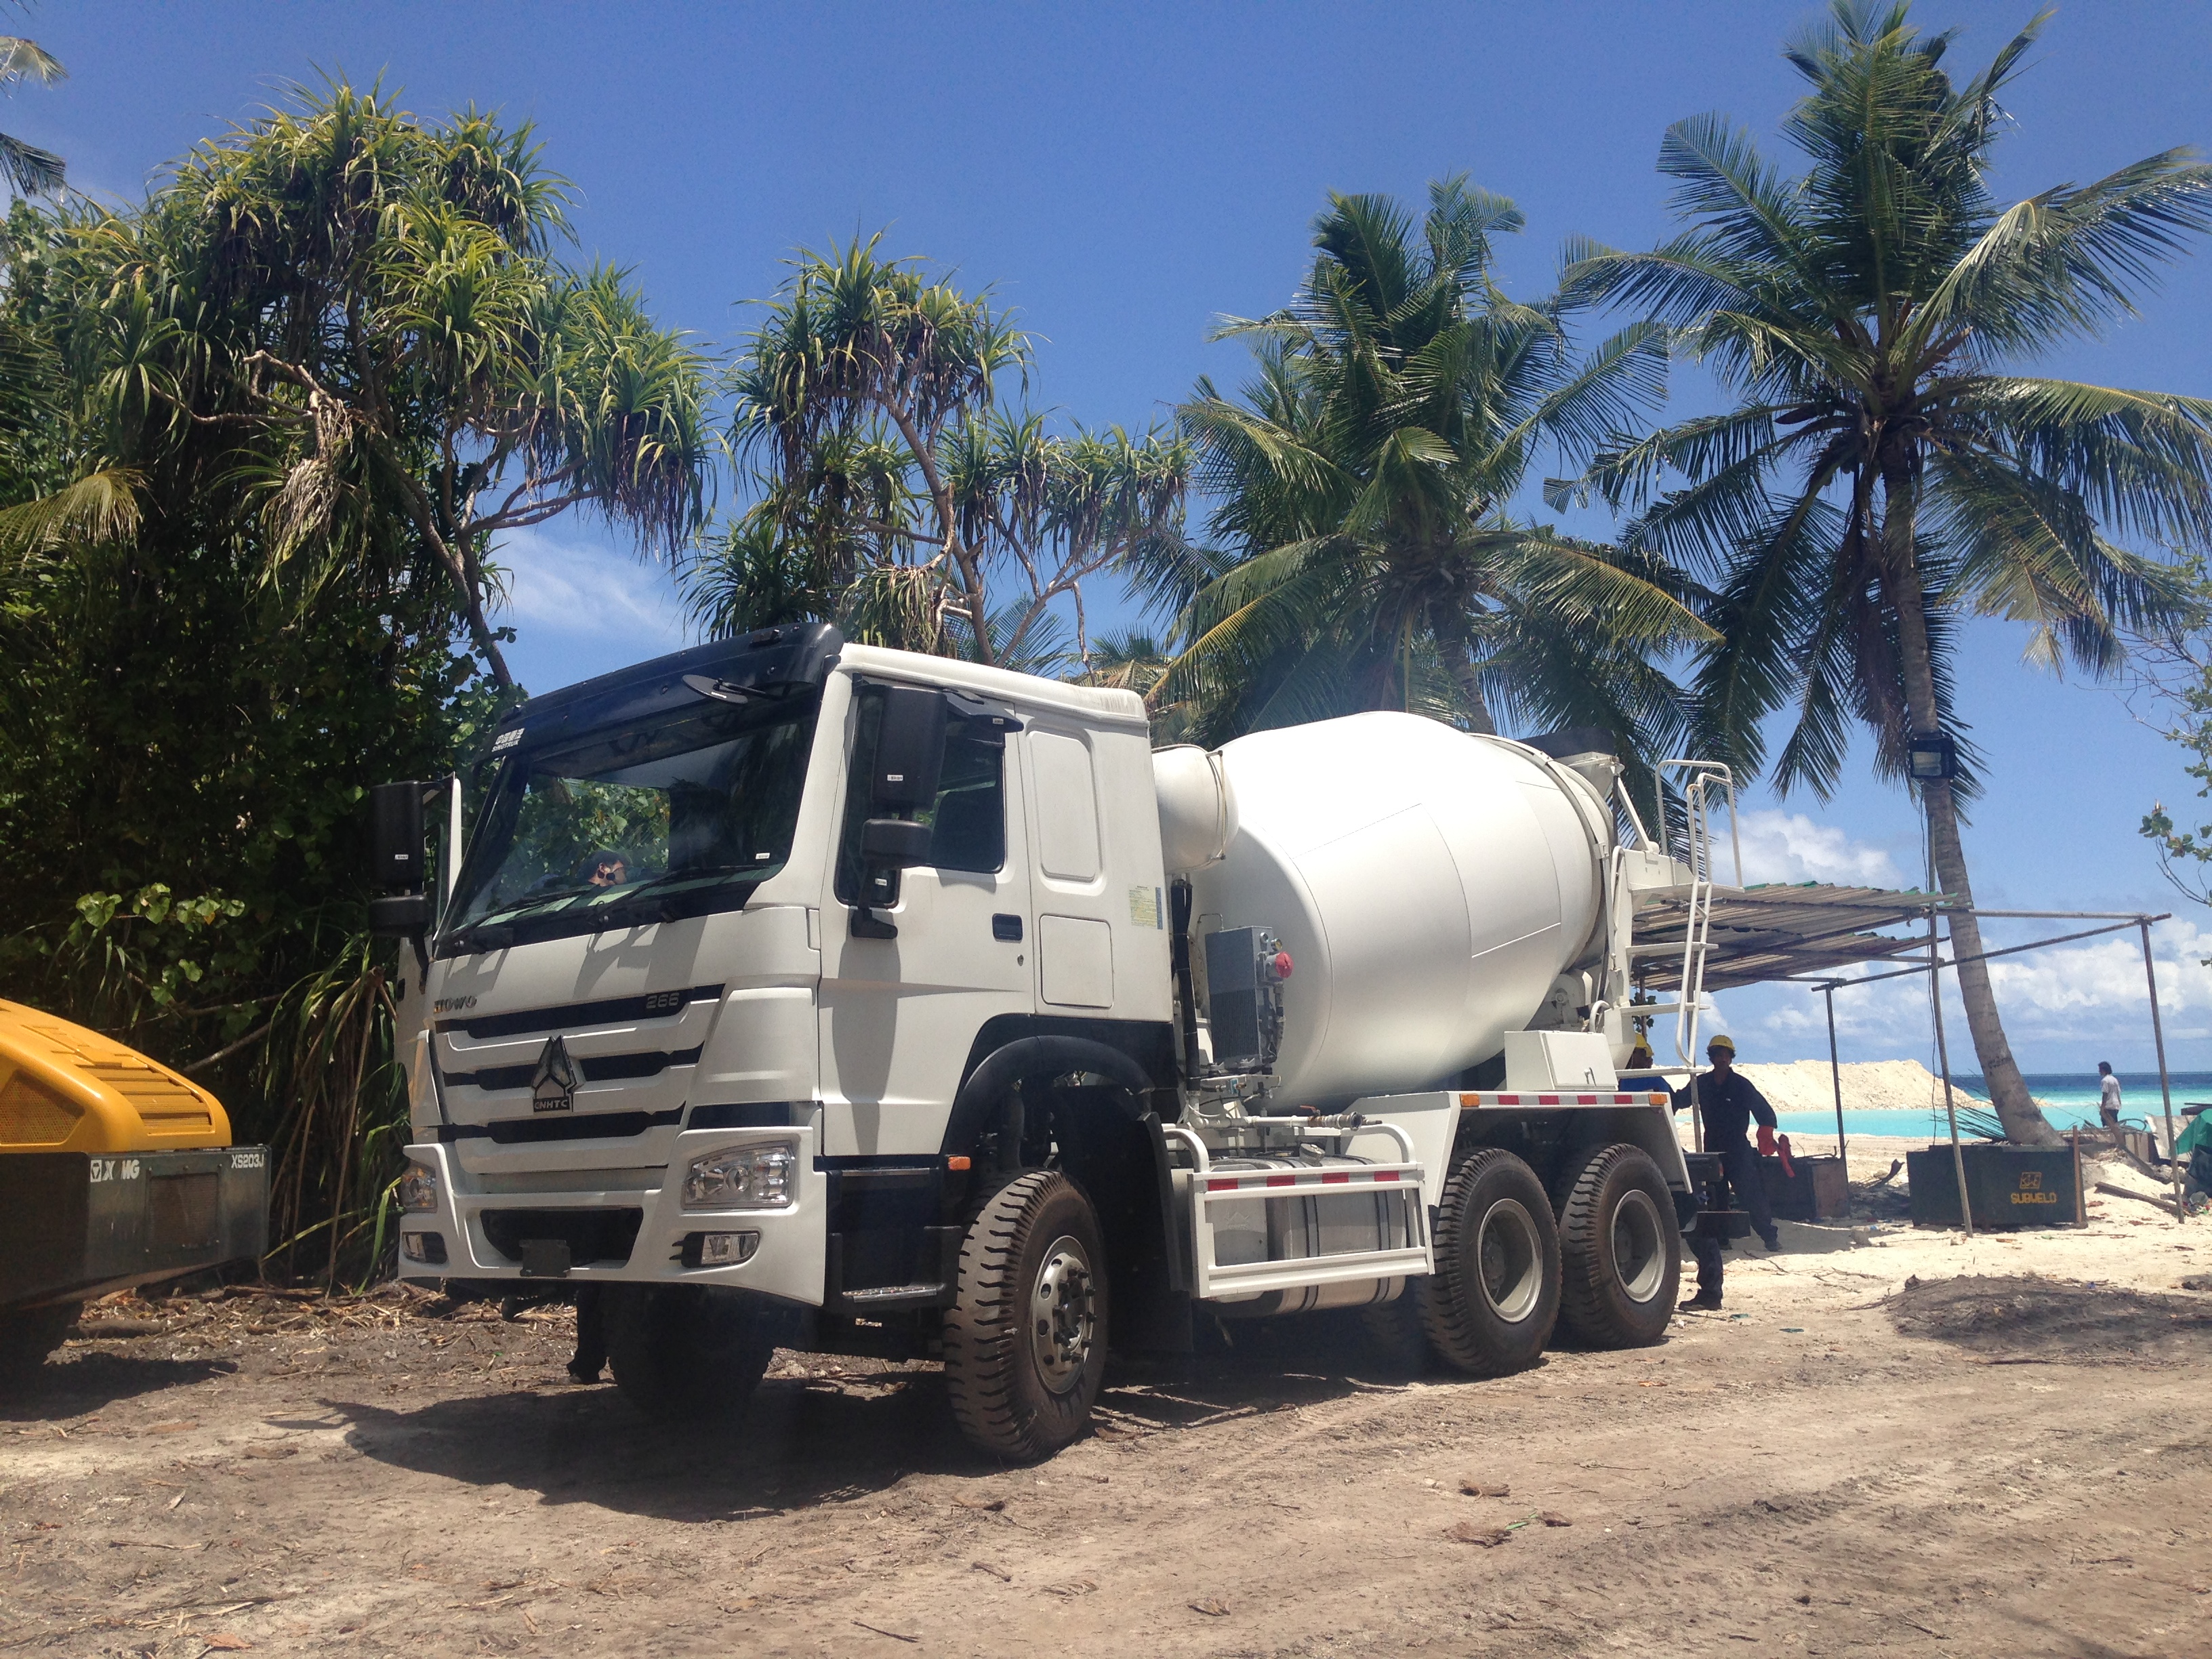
[1162,712,1611,1105]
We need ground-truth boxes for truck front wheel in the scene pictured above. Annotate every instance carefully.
[1553,1143,1680,1349]
[603,1286,777,1423]
[1418,1149,1560,1376]
[943,1171,1108,1462]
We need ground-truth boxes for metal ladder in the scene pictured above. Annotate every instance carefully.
[1662,761,1738,1069]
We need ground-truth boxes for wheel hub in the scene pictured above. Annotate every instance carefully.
[1029,1233,1096,1393]
[1610,1189,1666,1302]
[1476,1198,1544,1322]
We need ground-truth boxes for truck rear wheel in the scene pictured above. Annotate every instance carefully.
[943,1171,1107,1462]
[604,1286,777,1423]
[1553,1143,1680,1348]
[0,1303,77,1380]
[1418,1149,1560,1376]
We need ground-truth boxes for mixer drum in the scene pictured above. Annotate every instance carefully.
[1174,712,1607,1105]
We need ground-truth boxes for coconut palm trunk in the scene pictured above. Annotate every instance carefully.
[1883,474,2055,1145]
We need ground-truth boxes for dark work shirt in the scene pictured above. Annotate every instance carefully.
[1673,1068,1777,1149]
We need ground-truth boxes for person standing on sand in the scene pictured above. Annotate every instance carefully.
[1675,1034,1781,1312]
[2098,1061,2123,1129]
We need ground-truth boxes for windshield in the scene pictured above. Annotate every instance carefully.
[442,689,820,953]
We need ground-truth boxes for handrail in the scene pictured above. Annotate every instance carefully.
[1168,1116,1418,1166]
[1656,759,1742,888]
[1160,1123,1210,1172]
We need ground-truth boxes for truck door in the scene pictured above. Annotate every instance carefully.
[816,686,1031,1153]
[1019,722,1120,1015]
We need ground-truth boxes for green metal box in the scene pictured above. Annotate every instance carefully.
[1906,1143,2080,1229]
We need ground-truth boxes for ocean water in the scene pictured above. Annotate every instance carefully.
[1770,1071,2212,1143]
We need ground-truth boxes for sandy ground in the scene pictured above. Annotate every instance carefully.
[6,1191,2212,1659]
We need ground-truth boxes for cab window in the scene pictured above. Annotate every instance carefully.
[834,690,1008,903]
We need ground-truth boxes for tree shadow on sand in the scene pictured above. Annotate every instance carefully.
[0,1351,237,1420]
[323,1308,1420,1521]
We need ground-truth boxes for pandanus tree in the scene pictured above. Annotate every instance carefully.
[1157,176,1712,756]
[12,82,712,689]
[695,235,1200,671]
[0,83,713,1284]
[1564,2,2212,1143]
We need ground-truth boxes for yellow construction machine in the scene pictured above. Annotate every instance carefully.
[0,999,268,1374]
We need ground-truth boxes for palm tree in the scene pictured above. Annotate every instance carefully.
[709,235,1198,670]
[0,33,64,199]
[1566,1,2212,1143]
[1161,176,1712,758]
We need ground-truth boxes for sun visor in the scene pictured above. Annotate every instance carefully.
[485,623,843,759]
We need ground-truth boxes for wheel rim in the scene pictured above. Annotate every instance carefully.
[1028,1233,1097,1393]
[1475,1199,1543,1323]
[1610,1188,1666,1303]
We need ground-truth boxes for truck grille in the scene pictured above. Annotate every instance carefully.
[443,1046,701,1093]
[438,1107,683,1146]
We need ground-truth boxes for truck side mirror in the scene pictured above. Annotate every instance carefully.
[861,817,934,867]
[369,781,430,939]
[871,686,947,811]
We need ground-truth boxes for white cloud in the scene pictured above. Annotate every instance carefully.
[1985,918,2212,1030]
[487,526,691,649]
[1732,808,1903,888]
[1729,915,2212,1059]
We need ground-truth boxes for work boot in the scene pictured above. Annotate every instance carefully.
[1678,1290,1723,1312]
[1760,1231,1782,1253]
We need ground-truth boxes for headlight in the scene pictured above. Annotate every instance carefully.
[396,1161,441,1214]
[682,1140,799,1210]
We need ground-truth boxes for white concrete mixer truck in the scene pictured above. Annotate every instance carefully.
[375,623,1711,1458]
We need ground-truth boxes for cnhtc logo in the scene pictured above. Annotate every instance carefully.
[531,1035,579,1113]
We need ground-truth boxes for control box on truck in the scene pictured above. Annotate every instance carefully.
[379,623,1715,1458]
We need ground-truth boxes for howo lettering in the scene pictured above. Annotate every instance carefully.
[377,622,1725,1460]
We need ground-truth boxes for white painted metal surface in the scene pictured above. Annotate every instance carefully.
[1185,712,1609,1105]
[1151,745,1239,871]
[1162,1123,1433,1302]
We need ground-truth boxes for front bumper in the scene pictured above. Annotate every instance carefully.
[394,1120,827,1307]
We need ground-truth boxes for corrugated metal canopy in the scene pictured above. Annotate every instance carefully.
[1633,882,1955,992]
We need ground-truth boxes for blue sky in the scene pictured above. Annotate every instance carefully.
[22,1,2212,1073]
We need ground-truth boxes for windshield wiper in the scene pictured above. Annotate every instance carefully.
[592,872,753,928]
[441,888,590,954]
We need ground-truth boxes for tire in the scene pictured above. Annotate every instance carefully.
[0,1303,77,1381]
[1359,1290,1433,1377]
[943,1171,1108,1462]
[1418,1148,1560,1376]
[1553,1143,1681,1349]
[604,1286,777,1423]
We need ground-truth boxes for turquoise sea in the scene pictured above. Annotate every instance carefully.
[1771,1071,2212,1142]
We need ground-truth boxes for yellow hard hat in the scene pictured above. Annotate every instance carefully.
[1706,1033,1736,1054]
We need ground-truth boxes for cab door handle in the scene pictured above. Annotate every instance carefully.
[991,914,1023,942]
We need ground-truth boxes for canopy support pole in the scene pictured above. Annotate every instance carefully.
[1825,982,1849,1196]
[1929,895,1973,1237]
[2138,917,2186,1226]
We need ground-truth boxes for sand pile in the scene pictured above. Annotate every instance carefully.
[1733,1057,1990,1115]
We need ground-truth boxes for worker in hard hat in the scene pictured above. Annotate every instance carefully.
[1675,1033,1782,1311]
